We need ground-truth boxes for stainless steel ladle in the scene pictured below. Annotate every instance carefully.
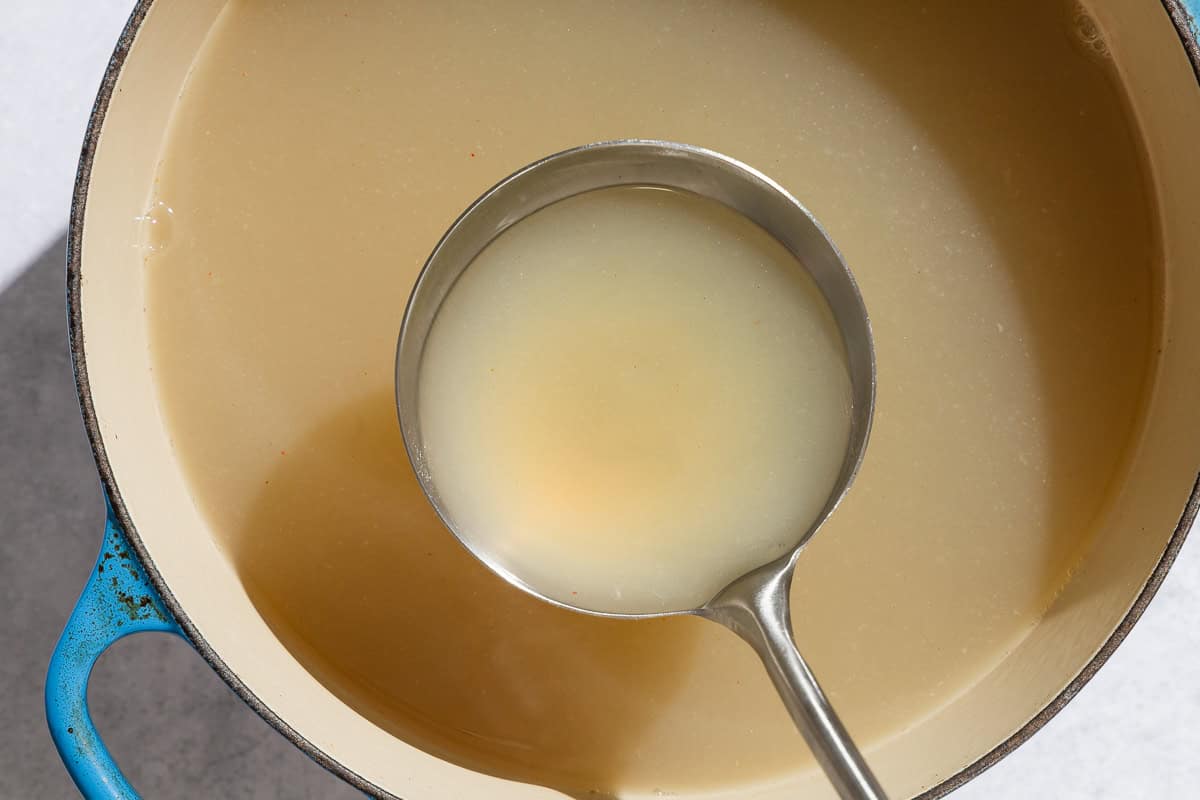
[396,140,885,800]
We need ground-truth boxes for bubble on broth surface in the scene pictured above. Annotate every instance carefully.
[137,200,175,254]
[1072,5,1112,60]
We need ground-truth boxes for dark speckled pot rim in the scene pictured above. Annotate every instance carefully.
[66,2,1200,798]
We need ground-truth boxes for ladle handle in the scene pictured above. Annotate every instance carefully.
[703,563,888,800]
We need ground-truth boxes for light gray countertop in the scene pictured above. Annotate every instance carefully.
[1,2,1196,797]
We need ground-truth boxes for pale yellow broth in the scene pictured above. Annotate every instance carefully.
[418,185,854,615]
[144,0,1158,794]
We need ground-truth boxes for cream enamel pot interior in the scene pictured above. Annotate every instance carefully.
[53,1,1200,798]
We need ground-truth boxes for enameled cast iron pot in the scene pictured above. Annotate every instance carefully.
[46,1,1200,798]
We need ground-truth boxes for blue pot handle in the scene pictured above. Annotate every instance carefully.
[46,500,182,799]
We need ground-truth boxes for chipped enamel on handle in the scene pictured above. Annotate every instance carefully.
[46,500,181,799]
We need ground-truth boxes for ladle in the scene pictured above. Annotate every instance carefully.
[396,140,885,800]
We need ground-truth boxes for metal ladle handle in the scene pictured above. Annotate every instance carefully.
[702,560,888,800]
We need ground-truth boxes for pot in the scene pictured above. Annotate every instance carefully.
[47,1,1200,798]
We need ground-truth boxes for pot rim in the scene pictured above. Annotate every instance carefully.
[65,2,1200,798]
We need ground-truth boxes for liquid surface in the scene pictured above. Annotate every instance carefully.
[145,0,1157,794]
[418,186,852,614]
